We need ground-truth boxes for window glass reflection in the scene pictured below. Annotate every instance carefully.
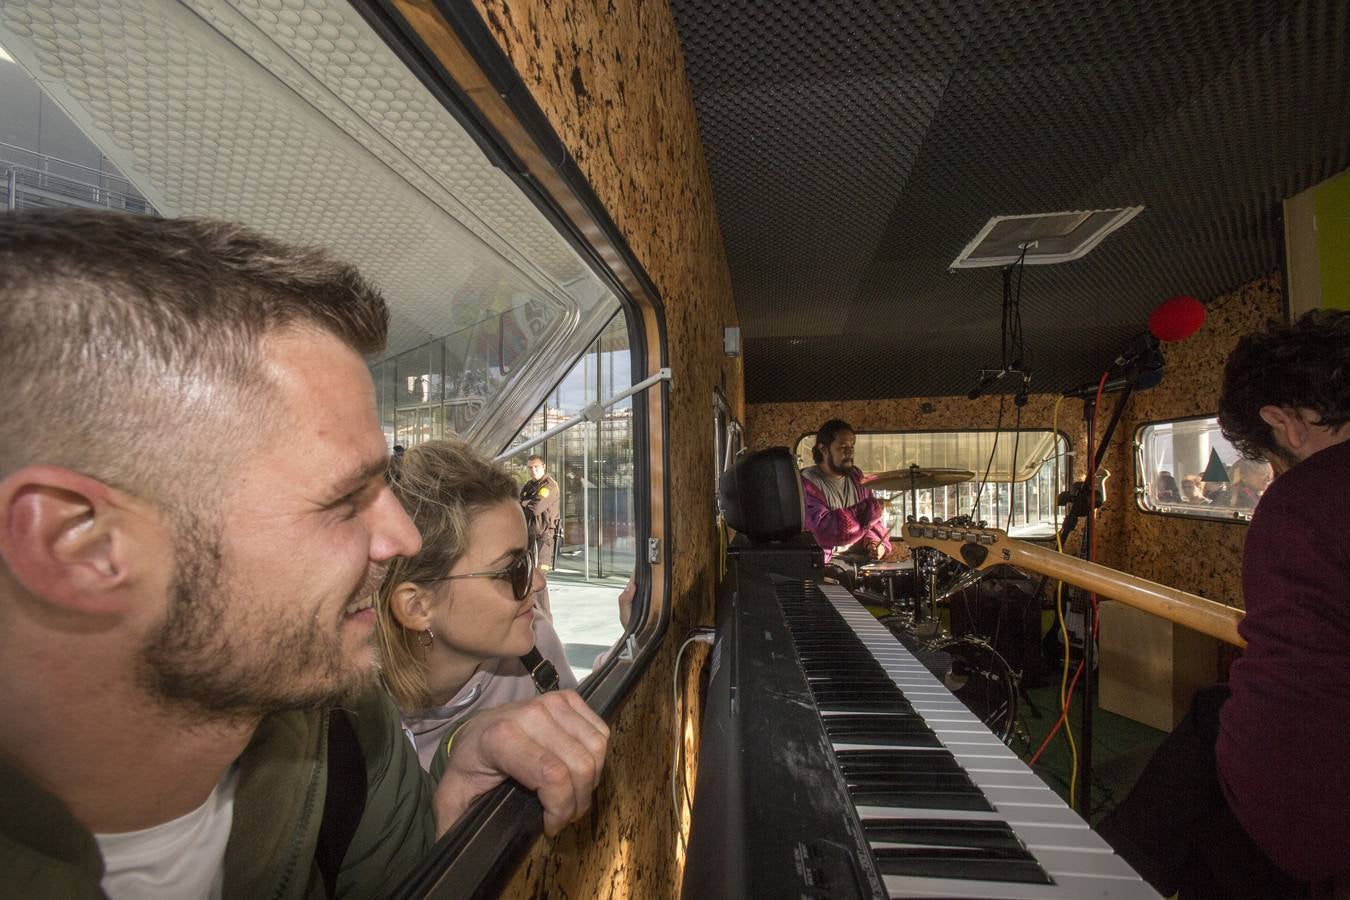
[504,312,634,680]
[1136,417,1270,522]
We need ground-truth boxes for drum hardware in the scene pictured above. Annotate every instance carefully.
[921,634,1020,743]
[932,566,993,604]
[862,466,977,492]
[857,514,1026,746]
[862,465,976,528]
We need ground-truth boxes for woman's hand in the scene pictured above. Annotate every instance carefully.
[433,691,610,837]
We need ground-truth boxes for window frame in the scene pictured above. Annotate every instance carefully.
[792,427,1073,532]
[1133,413,1258,525]
[351,2,673,896]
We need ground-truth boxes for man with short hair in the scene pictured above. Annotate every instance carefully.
[0,209,608,898]
[1100,310,1350,899]
[520,455,560,570]
[799,419,891,569]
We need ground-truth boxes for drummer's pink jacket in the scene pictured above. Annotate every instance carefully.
[799,465,893,562]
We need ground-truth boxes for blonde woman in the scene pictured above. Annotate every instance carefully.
[375,440,577,774]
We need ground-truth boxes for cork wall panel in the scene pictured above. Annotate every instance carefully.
[746,394,1085,466]
[1095,274,1285,606]
[466,0,741,896]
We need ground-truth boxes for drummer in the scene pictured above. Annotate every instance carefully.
[799,418,892,581]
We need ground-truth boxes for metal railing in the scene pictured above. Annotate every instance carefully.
[1,142,155,214]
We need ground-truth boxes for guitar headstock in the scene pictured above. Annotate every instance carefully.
[901,521,1011,570]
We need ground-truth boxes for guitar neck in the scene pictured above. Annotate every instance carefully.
[903,523,1246,648]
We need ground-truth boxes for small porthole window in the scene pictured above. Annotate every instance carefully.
[1135,416,1272,523]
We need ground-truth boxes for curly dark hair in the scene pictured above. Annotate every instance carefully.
[1218,310,1350,461]
[811,418,855,465]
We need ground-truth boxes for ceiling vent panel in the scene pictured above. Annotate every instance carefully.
[951,206,1144,269]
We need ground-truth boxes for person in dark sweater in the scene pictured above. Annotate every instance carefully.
[1100,310,1350,899]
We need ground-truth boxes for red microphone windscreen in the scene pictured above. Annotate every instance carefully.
[1149,295,1205,342]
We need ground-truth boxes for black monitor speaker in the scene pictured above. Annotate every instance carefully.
[718,446,804,542]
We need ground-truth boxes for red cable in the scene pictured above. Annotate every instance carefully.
[1028,660,1084,765]
[1026,371,1108,768]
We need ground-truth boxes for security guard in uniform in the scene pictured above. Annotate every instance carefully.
[520,454,561,569]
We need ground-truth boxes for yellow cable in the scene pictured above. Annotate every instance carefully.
[1051,395,1080,807]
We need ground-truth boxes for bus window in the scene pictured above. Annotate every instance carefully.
[1136,416,1271,522]
[794,429,1071,536]
[0,3,664,887]
[499,311,637,680]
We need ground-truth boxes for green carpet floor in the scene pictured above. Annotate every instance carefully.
[1011,679,1167,826]
[866,597,1169,826]
[890,604,1168,825]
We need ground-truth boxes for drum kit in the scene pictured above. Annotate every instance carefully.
[851,465,1020,743]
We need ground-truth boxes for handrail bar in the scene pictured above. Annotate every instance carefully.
[0,141,136,184]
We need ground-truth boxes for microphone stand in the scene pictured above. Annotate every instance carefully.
[1058,373,1137,818]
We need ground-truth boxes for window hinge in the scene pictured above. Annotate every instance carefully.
[647,537,661,564]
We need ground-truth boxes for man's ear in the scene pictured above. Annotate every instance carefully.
[0,466,146,615]
[1258,405,1310,455]
[389,581,433,631]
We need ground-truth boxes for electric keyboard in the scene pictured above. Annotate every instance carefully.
[682,562,1159,899]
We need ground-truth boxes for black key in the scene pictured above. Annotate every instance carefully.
[844,760,993,811]
[863,818,1027,853]
[848,787,994,811]
[823,715,940,747]
[871,846,1053,885]
[835,749,962,774]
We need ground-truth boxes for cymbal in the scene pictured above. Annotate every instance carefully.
[862,467,975,492]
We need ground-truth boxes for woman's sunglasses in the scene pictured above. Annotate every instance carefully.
[427,550,537,601]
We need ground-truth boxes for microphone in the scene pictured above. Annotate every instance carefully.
[1062,365,1166,399]
[1110,331,1160,371]
[968,359,1029,401]
[1148,295,1206,342]
[967,368,1009,401]
[1063,295,1206,398]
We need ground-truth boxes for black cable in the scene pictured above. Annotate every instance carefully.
[969,394,1006,521]
[1000,247,1029,370]
[1011,248,1027,368]
[1001,265,1012,369]
[1008,401,1023,529]
[974,249,1028,527]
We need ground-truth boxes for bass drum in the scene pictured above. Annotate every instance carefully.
[924,635,1019,744]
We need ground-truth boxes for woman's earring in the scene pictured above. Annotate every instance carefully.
[419,626,434,648]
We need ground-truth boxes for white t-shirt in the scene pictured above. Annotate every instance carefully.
[801,465,862,553]
[95,765,238,900]
[801,465,859,511]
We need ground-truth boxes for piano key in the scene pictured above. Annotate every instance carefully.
[872,845,1053,885]
[881,871,1162,900]
[791,581,1158,898]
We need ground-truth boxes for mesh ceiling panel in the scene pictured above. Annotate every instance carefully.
[671,0,1349,401]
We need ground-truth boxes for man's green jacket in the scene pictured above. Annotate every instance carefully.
[0,688,436,899]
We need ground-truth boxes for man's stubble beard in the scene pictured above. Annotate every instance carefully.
[137,511,380,720]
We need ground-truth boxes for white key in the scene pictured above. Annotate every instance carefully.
[806,584,1160,899]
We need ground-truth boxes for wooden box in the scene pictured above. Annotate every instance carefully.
[1098,600,1218,731]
